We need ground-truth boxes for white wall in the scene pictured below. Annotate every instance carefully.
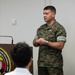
[52,0,75,75]
[0,0,75,75]
[0,0,44,44]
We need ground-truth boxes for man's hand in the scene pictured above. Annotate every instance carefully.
[36,38,46,45]
[33,38,40,47]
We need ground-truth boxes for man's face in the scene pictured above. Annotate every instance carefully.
[43,10,55,22]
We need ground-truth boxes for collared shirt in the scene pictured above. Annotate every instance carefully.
[4,67,32,75]
[36,21,67,67]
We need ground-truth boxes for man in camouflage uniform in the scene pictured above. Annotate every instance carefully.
[33,5,67,75]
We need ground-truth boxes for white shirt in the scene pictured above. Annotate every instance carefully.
[4,67,32,75]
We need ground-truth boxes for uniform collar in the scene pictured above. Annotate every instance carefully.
[46,21,57,30]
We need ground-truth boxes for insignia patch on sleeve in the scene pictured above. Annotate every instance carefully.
[57,36,66,42]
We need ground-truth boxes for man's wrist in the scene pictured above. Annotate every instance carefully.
[45,41,49,45]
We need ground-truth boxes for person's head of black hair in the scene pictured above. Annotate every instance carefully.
[44,5,56,14]
[11,42,32,67]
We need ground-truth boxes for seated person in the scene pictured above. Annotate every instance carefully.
[5,42,32,75]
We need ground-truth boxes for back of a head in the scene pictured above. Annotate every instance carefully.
[44,5,56,14]
[11,42,32,67]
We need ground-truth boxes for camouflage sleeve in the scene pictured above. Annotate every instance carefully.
[35,34,39,39]
[57,36,66,42]
[35,28,40,39]
[56,26,67,42]
[36,27,42,39]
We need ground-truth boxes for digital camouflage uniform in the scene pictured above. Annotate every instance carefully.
[36,21,66,75]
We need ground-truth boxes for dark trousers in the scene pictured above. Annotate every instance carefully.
[38,67,63,75]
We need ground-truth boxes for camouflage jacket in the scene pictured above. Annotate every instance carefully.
[36,21,67,67]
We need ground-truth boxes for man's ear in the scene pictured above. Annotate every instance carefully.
[28,58,32,67]
[52,12,56,18]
